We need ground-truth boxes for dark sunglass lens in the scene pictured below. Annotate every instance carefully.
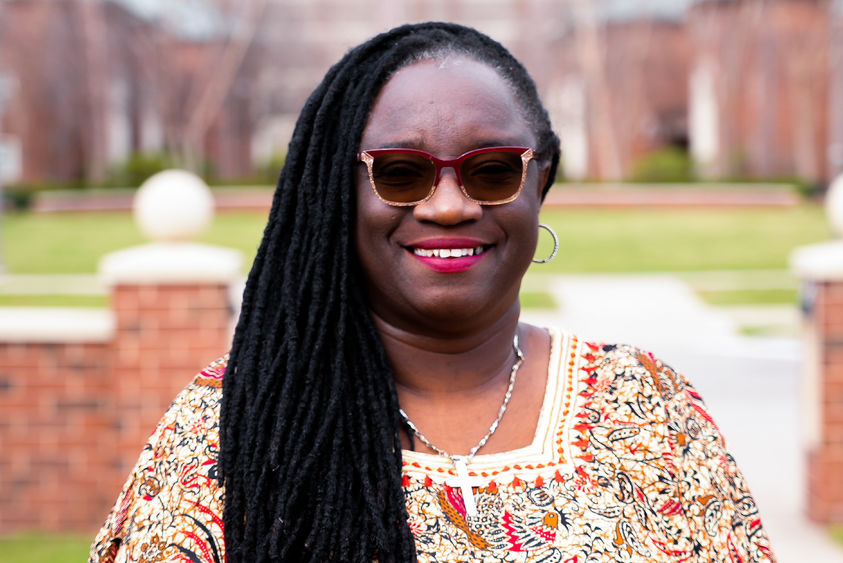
[460,151,524,201]
[371,153,436,203]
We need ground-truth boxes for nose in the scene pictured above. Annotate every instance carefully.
[413,168,482,225]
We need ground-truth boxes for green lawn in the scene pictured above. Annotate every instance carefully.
[519,290,557,309]
[0,294,109,307]
[695,288,798,306]
[534,205,829,273]
[2,205,828,275]
[1,211,267,274]
[0,533,91,563]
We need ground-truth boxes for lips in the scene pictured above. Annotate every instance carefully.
[405,237,491,273]
[412,246,485,258]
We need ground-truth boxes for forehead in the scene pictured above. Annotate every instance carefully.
[360,57,534,150]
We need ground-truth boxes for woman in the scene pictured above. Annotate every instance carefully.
[91,22,775,562]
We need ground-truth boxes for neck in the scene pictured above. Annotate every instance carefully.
[372,302,522,395]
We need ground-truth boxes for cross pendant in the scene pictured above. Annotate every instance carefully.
[445,456,485,518]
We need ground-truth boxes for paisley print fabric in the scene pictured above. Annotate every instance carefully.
[90,329,775,562]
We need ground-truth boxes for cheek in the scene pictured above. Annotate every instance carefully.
[515,215,541,259]
[354,186,404,256]
[493,203,540,256]
[511,176,543,237]
[503,201,542,260]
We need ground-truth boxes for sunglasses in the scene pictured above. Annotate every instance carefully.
[357,146,535,206]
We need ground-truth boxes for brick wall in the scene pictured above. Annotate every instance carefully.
[806,280,843,522]
[0,341,111,531]
[0,283,233,533]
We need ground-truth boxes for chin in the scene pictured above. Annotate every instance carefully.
[414,291,519,330]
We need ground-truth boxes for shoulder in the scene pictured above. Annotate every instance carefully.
[558,333,710,467]
[194,354,229,387]
[574,340,711,427]
[559,335,775,559]
[560,336,684,456]
[155,355,228,426]
[89,356,229,563]
[563,332,687,403]
[569,337,723,459]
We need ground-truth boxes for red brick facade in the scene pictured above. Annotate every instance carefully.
[0,0,258,185]
[0,0,837,186]
[0,283,233,533]
[688,0,831,181]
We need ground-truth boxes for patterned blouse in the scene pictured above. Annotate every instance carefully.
[90,328,776,562]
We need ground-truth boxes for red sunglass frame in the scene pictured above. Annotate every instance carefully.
[357,146,535,206]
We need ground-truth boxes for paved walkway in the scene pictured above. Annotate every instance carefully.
[523,274,842,562]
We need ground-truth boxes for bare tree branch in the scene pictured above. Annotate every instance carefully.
[180,0,268,171]
[572,0,623,180]
[74,0,109,183]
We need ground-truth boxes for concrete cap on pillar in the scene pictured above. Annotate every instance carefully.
[99,170,243,285]
[791,175,843,280]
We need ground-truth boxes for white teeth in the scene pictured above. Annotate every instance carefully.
[412,246,485,258]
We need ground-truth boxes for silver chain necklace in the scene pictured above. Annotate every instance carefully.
[398,334,524,518]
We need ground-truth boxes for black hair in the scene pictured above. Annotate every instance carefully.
[219,21,561,562]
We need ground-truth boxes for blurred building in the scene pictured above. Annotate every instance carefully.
[0,0,259,184]
[688,0,832,182]
[0,0,838,186]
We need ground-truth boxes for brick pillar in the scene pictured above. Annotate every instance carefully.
[99,242,243,489]
[94,170,243,517]
[792,177,843,524]
[0,170,244,533]
[792,275,843,523]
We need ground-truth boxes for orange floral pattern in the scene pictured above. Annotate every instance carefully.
[90,330,775,562]
[402,330,775,561]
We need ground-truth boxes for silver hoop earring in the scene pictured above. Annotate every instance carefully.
[532,223,559,263]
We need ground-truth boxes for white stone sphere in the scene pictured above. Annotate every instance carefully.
[134,169,215,242]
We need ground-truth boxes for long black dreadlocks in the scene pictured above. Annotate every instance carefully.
[220,22,561,562]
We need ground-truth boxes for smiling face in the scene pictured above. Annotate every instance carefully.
[355,56,549,335]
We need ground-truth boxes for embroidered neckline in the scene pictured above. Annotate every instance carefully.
[401,328,579,481]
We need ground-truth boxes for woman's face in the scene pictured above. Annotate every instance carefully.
[355,56,549,334]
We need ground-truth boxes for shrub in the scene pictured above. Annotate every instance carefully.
[257,152,285,184]
[629,147,695,183]
[2,184,34,211]
[106,152,174,188]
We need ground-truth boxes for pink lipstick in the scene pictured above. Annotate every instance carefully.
[406,238,489,273]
